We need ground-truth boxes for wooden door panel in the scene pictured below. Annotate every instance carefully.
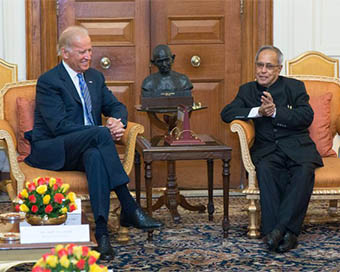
[170,44,225,80]
[91,47,135,80]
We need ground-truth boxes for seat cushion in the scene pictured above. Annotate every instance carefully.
[19,162,89,195]
[308,92,336,157]
[315,157,340,187]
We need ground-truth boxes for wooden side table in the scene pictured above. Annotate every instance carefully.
[134,135,231,238]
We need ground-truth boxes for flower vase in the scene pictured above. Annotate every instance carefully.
[25,214,67,226]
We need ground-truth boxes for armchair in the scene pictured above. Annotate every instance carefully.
[285,51,339,77]
[0,80,144,242]
[231,75,340,238]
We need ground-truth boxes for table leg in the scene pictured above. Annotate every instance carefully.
[207,159,214,221]
[134,151,141,205]
[222,158,230,238]
[166,160,181,223]
[144,161,154,241]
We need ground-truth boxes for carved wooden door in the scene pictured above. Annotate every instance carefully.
[56,0,242,189]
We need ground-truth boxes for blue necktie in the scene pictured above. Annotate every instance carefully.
[77,73,94,125]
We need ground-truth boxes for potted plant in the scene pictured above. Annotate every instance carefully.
[15,177,77,225]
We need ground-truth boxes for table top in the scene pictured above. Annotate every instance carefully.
[136,134,231,161]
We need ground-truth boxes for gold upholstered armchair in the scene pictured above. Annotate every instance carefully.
[0,80,144,239]
[231,75,340,238]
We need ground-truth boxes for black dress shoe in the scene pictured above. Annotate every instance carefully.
[120,207,164,230]
[264,229,283,251]
[276,231,298,253]
[95,234,115,261]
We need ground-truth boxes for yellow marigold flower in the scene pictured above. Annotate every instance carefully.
[90,263,107,272]
[33,258,46,267]
[43,195,51,205]
[46,255,58,268]
[60,207,68,214]
[49,177,56,187]
[36,184,47,195]
[72,246,82,259]
[55,244,64,253]
[66,192,76,202]
[88,250,100,260]
[20,189,28,198]
[60,255,70,268]
[33,177,39,186]
[61,183,70,193]
[20,204,29,212]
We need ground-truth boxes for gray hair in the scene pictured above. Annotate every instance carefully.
[255,45,284,65]
[57,25,89,56]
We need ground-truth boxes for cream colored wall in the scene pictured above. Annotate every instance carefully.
[274,0,340,155]
[274,0,340,74]
[0,0,26,81]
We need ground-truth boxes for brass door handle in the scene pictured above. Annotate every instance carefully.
[100,57,111,69]
[191,55,201,67]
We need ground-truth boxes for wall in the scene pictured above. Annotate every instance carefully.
[274,0,340,74]
[0,0,26,80]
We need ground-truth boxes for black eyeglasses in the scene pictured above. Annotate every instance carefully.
[255,62,281,71]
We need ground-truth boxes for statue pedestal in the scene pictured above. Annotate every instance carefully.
[164,105,205,145]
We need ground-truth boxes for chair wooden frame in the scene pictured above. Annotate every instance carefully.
[231,75,340,238]
[0,58,18,90]
[285,51,339,78]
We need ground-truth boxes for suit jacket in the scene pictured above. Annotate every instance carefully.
[221,76,323,166]
[24,62,128,170]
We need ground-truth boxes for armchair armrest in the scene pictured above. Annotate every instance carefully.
[117,121,144,176]
[230,120,257,190]
[0,119,17,148]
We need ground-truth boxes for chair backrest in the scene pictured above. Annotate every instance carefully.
[0,81,36,143]
[286,51,339,78]
[0,58,18,90]
[289,75,340,138]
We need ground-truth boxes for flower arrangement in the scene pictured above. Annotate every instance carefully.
[32,243,107,272]
[15,177,77,219]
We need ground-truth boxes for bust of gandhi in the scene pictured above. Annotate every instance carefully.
[141,44,193,98]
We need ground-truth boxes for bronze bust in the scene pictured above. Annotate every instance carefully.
[141,45,193,98]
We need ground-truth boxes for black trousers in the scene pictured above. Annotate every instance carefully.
[60,126,129,221]
[255,148,316,236]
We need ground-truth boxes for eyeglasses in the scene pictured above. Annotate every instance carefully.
[255,62,281,71]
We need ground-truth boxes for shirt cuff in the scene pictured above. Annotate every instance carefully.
[248,107,261,118]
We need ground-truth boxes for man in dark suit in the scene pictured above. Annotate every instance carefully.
[25,25,163,260]
[221,45,323,253]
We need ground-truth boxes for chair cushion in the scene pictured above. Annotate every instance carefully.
[16,97,35,162]
[315,157,340,187]
[308,92,336,157]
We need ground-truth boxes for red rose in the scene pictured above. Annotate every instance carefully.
[69,204,76,212]
[29,194,37,203]
[37,177,45,185]
[54,193,64,204]
[76,259,85,270]
[56,178,63,187]
[45,204,53,214]
[58,248,68,258]
[28,183,36,192]
[82,245,89,256]
[15,204,20,212]
[66,243,75,255]
[53,184,59,191]
[88,255,97,265]
[31,205,38,213]
[32,267,45,272]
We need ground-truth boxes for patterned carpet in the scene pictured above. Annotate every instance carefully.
[5,196,340,271]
